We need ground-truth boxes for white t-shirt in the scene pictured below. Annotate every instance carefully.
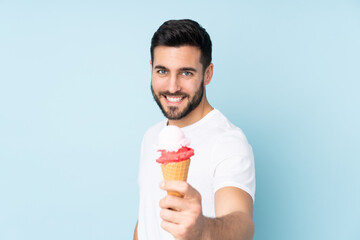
[137,109,255,240]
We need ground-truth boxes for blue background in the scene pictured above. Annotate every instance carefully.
[1,1,359,239]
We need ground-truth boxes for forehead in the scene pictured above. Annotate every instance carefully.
[153,46,202,69]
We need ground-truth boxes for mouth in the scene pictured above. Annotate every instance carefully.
[163,95,186,104]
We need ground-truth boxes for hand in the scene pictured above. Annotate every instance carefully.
[159,180,206,240]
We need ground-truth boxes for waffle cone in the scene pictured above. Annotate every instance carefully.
[161,158,191,197]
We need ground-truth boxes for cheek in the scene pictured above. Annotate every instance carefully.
[152,77,171,93]
[151,78,162,92]
[185,81,202,95]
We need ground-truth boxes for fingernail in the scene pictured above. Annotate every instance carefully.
[159,181,165,188]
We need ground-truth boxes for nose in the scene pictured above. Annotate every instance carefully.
[167,74,181,93]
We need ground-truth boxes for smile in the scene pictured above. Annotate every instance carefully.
[164,95,185,103]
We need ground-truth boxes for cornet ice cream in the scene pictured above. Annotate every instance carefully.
[156,125,194,196]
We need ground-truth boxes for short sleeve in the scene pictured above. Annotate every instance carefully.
[211,130,256,202]
[138,136,146,186]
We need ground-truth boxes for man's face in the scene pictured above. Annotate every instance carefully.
[151,46,205,120]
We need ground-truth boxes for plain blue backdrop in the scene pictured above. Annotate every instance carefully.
[1,1,359,239]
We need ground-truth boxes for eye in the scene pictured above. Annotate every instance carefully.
[157,69,167,74]
[182,71,193,76]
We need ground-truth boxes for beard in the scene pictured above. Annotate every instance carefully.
[151,79,205,120]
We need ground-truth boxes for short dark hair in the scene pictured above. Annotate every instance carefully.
[150,19,212,71]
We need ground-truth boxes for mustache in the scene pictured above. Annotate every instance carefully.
[159,91,190,98]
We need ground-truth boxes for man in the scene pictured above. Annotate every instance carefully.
[134,19,255,240]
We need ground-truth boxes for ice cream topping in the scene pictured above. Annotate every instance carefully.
[156,125,194,164]
[156,125,191,152]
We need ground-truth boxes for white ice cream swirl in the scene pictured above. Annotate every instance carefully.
[156,125,191,152]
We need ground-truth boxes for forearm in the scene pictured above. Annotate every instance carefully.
[133,221,138,240]
[201,211,254,240]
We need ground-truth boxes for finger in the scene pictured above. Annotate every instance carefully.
[159,194,187,211]
[160,220,184,239]
[160,181,199,199]
[159,208,182,224]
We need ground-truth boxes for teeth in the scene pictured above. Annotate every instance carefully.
[166,96,183,103]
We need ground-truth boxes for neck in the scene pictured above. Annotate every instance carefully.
[168,97,213,128]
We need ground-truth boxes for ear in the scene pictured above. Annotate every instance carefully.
[150,60,153,74]
[204,63,214,85]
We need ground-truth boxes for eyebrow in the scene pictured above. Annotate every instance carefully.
[154,65,197,73]
[179,67,197,73]
[154,65,168,70]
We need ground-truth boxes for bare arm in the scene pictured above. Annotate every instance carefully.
[201,211,254,240]
[133,220,138,240]
[159,181,254,240]
[202,186,254,240]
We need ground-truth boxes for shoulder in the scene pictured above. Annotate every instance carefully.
[210,110,252,159]
[139,120,167,160]
[211,110,249,143]
[142,120,167,144]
